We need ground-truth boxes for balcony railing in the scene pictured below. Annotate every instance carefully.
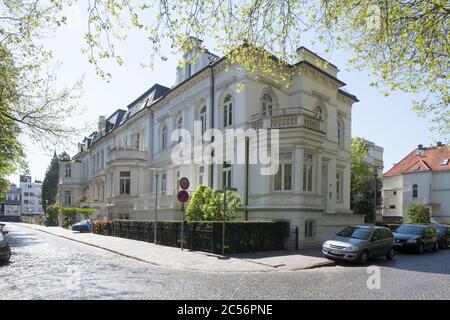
[108,147,148,163]
[250,107,325,133]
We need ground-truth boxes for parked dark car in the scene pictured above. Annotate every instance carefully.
[393,224,438,254]
[432,224,450,249]
[323,225,395,264]
[71,220,92,233]
[0,223,11,263]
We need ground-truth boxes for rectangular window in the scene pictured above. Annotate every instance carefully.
[393,191,397,196]
[119,172,131,195]
[175,170,180,191]
[24,192,29,197]
[65,164,72,178]
[64,191,71,205]
[389,205,396,210]
[161,174,167,195]
[222,162,232,188]
[135,133,140,150]
[305,220,316,239]
[273,153,293,191]
[198,166,205,185]
[303,153,313,192]
[336,172,343,202]
[24,200,29,204]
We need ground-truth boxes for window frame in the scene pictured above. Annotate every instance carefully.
[273,152,293,192]
[222,162,232,188]
[412,184,418,199]
[302,153,314,192]
[119,171,131,195]
[223,94,233,128]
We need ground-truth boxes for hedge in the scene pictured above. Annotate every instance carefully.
[93,220,290,254]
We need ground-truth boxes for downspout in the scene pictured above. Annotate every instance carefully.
[245,137,249,221]
[209,64,215,189]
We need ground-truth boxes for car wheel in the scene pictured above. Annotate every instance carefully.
[359,251,369,264]
[1,247,11,263]
[386,247,395,260]
[433,241,438,252]
[417,243,424,254]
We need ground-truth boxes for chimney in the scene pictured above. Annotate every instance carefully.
[98,116,106,134]
[437,141,443,147]
[417,144,423,150]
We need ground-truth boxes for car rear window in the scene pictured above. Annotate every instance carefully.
[337,226,371,240]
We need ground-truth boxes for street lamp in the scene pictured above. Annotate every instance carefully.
[373,168,379,224]
[150,167,164,244]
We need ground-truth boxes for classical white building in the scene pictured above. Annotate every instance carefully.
[59,42,364,248]
[19,175,44,216]
[382,143,450,224]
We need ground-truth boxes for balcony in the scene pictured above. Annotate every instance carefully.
[250,107,325,133]
[108,147,148,164]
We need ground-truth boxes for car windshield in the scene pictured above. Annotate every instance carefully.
[395,225,424,235]
[337,226,371,240]
[434,226,448,235]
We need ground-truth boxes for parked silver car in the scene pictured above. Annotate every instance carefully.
[322,225,395,264]
[0,224,11,263]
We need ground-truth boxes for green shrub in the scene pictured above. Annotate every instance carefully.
[406,203,430,224]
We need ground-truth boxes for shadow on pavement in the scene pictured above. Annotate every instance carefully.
[330,249,450,275]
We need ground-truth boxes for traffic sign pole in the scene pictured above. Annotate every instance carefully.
[181,203,184,251]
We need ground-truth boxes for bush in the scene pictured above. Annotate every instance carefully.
[186,185,241,221]
[406,203,430,224]
[93,220,113,235]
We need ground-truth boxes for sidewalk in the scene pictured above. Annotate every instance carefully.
[11,222,335,273]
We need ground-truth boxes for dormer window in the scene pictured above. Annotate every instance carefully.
[442,159,449,166]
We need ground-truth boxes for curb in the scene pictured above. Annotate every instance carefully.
[11,223,335,273]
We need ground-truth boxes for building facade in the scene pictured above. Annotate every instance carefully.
[59,42,364,248]
[382,143,450,224]
[2,184,22,217]
[19,175,44,216]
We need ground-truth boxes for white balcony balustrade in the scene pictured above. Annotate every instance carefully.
[250,107,325,133]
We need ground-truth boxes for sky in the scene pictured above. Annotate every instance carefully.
[7,3,442,185]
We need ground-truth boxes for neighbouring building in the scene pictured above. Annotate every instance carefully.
[19,175,44,216]
[58,41,363,248]
[363,139,384,221]
[2,184,22,217]
[382,143,450,224]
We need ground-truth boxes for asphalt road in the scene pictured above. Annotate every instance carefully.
[1,224,449,300]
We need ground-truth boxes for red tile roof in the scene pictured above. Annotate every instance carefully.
[384,146,450,177]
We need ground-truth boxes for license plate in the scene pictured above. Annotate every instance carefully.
[329,249,342,255]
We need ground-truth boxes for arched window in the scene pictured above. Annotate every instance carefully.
[200,106,207,135]
[412,184,418,198]
[176,116,183,142]
[314,106,323,120]
[262,94,273,115]
[161,124,168,150]
[337,120,342,148]
[223,94,233,127]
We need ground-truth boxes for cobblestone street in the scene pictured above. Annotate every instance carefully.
[1,224,449,300]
